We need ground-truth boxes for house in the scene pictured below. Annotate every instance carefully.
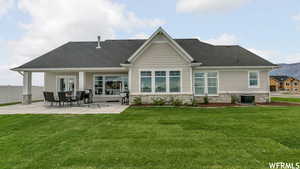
[12,27,277,104]
[270,76,300,92]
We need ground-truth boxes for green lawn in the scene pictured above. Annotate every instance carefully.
[271,97,300,103]
[1,106,300,169]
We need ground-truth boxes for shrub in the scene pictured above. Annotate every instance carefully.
[191,98,197,106]
[171,98,183,106]
[203,95,209,104]
[231,95,238,104]
[133,97,142,105]
[152,97,166,106]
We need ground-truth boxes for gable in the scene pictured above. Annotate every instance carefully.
[133,42,189,67]
[128,27,194,64]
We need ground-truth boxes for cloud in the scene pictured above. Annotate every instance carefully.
[292,13,300,22]
[199,33,300,64]
[0,0,13,17]
[248,48,300,64]
[3,0,164,85]
[202,33,239,45]
[130,33,149,39]
[176,0,251,13]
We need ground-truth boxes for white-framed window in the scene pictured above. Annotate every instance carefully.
[140,71,152,93]
[139,69,182,93]
[56,76,76,94]
[194,72,218,96]
[155,71,167,93]
[169,71,181,93]
[248,71,259,88]
[93,75,128,96]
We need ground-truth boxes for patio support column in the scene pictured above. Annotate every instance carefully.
[79,72,85,91]
[22,71,32,104]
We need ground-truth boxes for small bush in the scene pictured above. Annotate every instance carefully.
[231,95,238,104]
[152,97,166,106]
[133,97,142,105]
[191,98,197,106]
[171,98,183,106]
[203,96,209,104]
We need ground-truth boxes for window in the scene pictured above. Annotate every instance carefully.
[105,76,122,95]
[155,71,166,92]
[94,75,128,95]
[194,72,218,96]
[169,71,181,92]
[194,72,205,95]
[207,72,218,95]
[94,76,103,95]
[140,70,182,93]
[294,82,298,86]
[249,71,259,88]
[286,82,290,86]
[141,71,152,93]
[57,76,76,94]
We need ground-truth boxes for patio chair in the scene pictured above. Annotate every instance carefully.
[84,89,93,104]
[43,92,59,106]
[58,92,71,106]
[120,90,129,105]
[72,91,85,105]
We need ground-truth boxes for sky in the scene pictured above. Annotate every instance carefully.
[0,0,300,86]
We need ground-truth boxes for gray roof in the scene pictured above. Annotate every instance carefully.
[14,39,276,69]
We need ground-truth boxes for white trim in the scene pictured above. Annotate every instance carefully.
[248,71,260,88]
[12,67,127,72]
[138,68,183,94]
[127,27,194,63]
[93,74,128,96]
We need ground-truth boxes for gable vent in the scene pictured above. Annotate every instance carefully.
[96,36,101,49]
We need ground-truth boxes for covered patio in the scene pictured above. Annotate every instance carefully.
[0,102,128,115]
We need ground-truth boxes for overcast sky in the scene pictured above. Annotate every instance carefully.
[0,0,300,86]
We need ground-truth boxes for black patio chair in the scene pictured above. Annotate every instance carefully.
[43,91,59,106]
[58,92,71,106]
[120,90,129,105]
[72,91,85,105]
[84,89,93,104]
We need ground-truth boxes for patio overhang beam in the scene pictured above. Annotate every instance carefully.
[11,67,128,72]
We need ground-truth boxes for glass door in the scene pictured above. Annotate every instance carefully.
[57,76,76,94]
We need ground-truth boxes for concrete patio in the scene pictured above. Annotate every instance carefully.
[0,102,129,115]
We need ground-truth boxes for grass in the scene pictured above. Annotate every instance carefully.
[1,106,300,169]
[271,97,300,103]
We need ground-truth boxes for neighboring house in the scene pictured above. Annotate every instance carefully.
[12,27,277,104]
[270,76,300,92]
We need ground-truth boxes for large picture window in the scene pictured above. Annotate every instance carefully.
[169,71,181,92]
[140,70,181,93]
[141,71,152,93]
[194,72,218,96]
[155,71,166,93]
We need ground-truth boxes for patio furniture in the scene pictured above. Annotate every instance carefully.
[84,89,93,104]
[58,92,72,106]
[71,91,85,105]
[120,91,129,105]
[43,92,59,106]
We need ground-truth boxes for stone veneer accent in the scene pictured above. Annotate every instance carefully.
[130,94,194,105]
[130,93,270,105]
[194,93,270,104]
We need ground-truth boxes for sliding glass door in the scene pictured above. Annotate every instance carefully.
[94,75,128,96]
[57,76,76,94]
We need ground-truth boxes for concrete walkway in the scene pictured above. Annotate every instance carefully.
[0,102,129,115]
